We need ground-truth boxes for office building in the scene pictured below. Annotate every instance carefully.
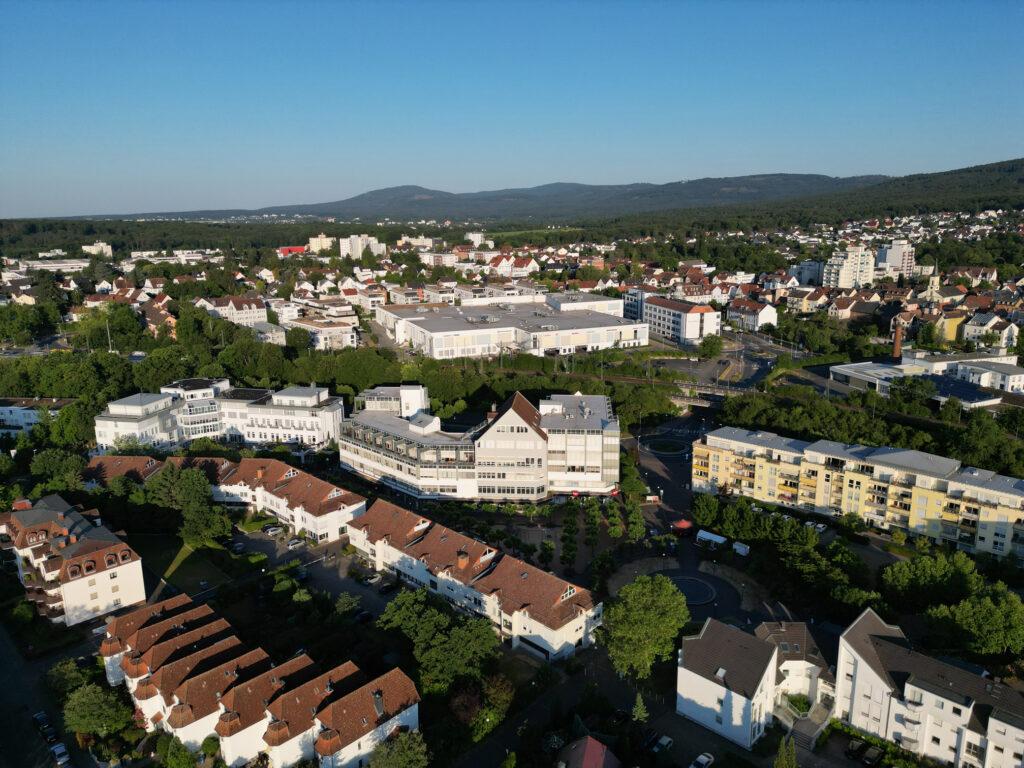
[641,296,720,345]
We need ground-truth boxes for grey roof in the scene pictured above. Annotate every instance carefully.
[706,426,809,455]
[754,621,834,683]
[350,410,475,446]
[165,378,221,391]
[275,386,323,398]
[540,394,617,431]
[958,361,1024,376]
[680,619,776,699]
[843,609,1024,733]
[863,445,962,477]
[109,393,172,407]
[381,303,641,334]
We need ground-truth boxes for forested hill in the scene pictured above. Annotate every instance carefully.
[81,174,889,222]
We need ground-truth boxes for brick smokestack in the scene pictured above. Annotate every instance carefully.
[893,325,904,360]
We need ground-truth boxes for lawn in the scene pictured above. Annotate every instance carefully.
[124,533,231,595]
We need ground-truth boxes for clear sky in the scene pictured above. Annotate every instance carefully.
[1,0,1021,218]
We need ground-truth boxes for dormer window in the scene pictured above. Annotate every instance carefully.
[120,550,132,562]
[83,561,95,574]
[561,585,576,601]
[68,566,81,578]
[105,554,117,567]
[284,469,298,479]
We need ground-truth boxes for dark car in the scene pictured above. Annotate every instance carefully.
[378,581,398,595]
[354,609,373,624]
[862,746,883,766]
[41,725,59,743]
[845,739,866,759]
[33,711,52,732]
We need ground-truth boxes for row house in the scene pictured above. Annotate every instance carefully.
[99,596,419,768]
[0,495,146,626]
[347,499,602,660]
[86,455,366,545]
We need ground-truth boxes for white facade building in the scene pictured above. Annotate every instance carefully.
[823,245,875,289]
[1,495,146,627]
[0,396,74,437]
[347,499,602,660]
[875,239,916,279]
[94,379,346,452]
[339,388,620,501]
[836,609,1024,768]
[82,241,113,257]
[307,233,337,253]
[338,234,386,259]
[195,296,269,327]
[642,296,721,345]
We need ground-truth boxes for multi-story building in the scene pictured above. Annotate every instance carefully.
[0,495,145,626]
[641,296,721,345]
[194,296,269,327]
[307,233,337,253]
[822,244,875,289]
[98,596,420,768]
[338,387,620,500]
[338,234,386,259]
[375,302,647,360]
[875,239,916,279]
[347,499,601,660]
[95,378,346,452]
[692,427,1024,563]
[82,241,113,257]
[727,299,778,331]
[0,396,74,437]
[787,260,824,286]
[962,313,1019,347]
[281,316,358,350]
[544,292,624,317]
[836,608,1024,768]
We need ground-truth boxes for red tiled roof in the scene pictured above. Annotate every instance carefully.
[475,555,595,631]
[101,595,193,657]
[215,654,317,737]
[167,648,271,728]
[264,662,362,746]
[315,668,420,754]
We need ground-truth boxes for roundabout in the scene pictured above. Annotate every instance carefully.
[639,435,689,456]
[663,574,717,606]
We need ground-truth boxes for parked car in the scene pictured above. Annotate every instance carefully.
[33,711,52,732]
[650,735,674,754]
[815,522,828,533]
[261,523,277,533]
[689,754,715,768]
[229,542,245,554]
[265,525,284,536]
[286,538,305,551]
[378,580,398,595]
[354,610,373,624]
[41,725,59,743]
[365,573,382,585]
[50,743,71,767]
[862,746,883,766]
[845,739,866,759]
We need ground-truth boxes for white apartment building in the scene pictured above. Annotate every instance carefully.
[787,260,825,286]
[338,387,620,501]
[195,296,269,327]
[962,313,1019,347]
[307,233,337,253]
[418,251,457,268]
[875,239,916,279]
[836,609,1024,768]
[1,495,145,626]
[0,396,74,436]
[376,302,647,360]
[347,499,602,660]
[94,378,346,452]
[267,298,303,322]
[823,245,875,289]
[338,234,386,259]
[281,316,358,350]
[953,361,1024,393]
[82,241,113,257]
[642,296,721,345]
[727,299,778,332]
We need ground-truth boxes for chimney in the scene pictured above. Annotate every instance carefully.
[457,550,470,569]
[893,325,904,360]
[256,468,264,480]
[69,534,77,544]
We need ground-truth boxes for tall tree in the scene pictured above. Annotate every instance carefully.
[367,730,430,768]
[602,574,690,679]
[63,683,133,737]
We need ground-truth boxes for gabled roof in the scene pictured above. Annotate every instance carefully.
[480,392,546,442]
[474,556,594,631]
[100,594,194,657]
[216,654,317,737]
[315,668,420,754]
[167,648,271,728]
[680,619,776,699]
[264,662,362,746]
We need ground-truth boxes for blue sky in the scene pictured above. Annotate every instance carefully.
[1,0,1021,217]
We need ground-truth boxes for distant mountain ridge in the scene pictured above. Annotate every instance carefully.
[108,173,890,221]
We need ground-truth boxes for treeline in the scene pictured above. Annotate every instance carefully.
[720,385,1024,477]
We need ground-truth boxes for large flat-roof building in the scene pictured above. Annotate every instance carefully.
[692,426,1024,563]
[375,302,647,360]
[94,378,345,453]
[338,387,620,501]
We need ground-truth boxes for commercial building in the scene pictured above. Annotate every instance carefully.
[692,426,1024,562]
[98,596,419,767]
[836,608,1024,768]
[822,245,875,289]
[347,499,601,660]
[94,378,345,452]
[87,455,365,544]
[641,296,721,345]
[375,302,647,360]
[0,396,74,436]
[0,495,145,626]
[338,387,620,501]
[544,292,624,317]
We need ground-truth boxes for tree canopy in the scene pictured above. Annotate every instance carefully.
[602,574,690,679]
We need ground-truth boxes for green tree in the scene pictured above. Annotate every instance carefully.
[603,574,690,679]
[46,658,93,702]
[928,583,1024,656]
[164,737,197,768]
[63,683,133,737]
[367,729,430,768]
[691,493,720,527]
[335,592,362,616]
[698,334,724,360]
[539,540,555,568]
[285,327,311,351]
[631,691,649,723]
[773,737,798,768]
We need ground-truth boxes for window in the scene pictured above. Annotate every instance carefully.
[89,593,98,601]
[952,706,962,716]
[932,737,941,746]
[110,572,117,580]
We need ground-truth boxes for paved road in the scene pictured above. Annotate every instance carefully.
[0,621,101,768]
